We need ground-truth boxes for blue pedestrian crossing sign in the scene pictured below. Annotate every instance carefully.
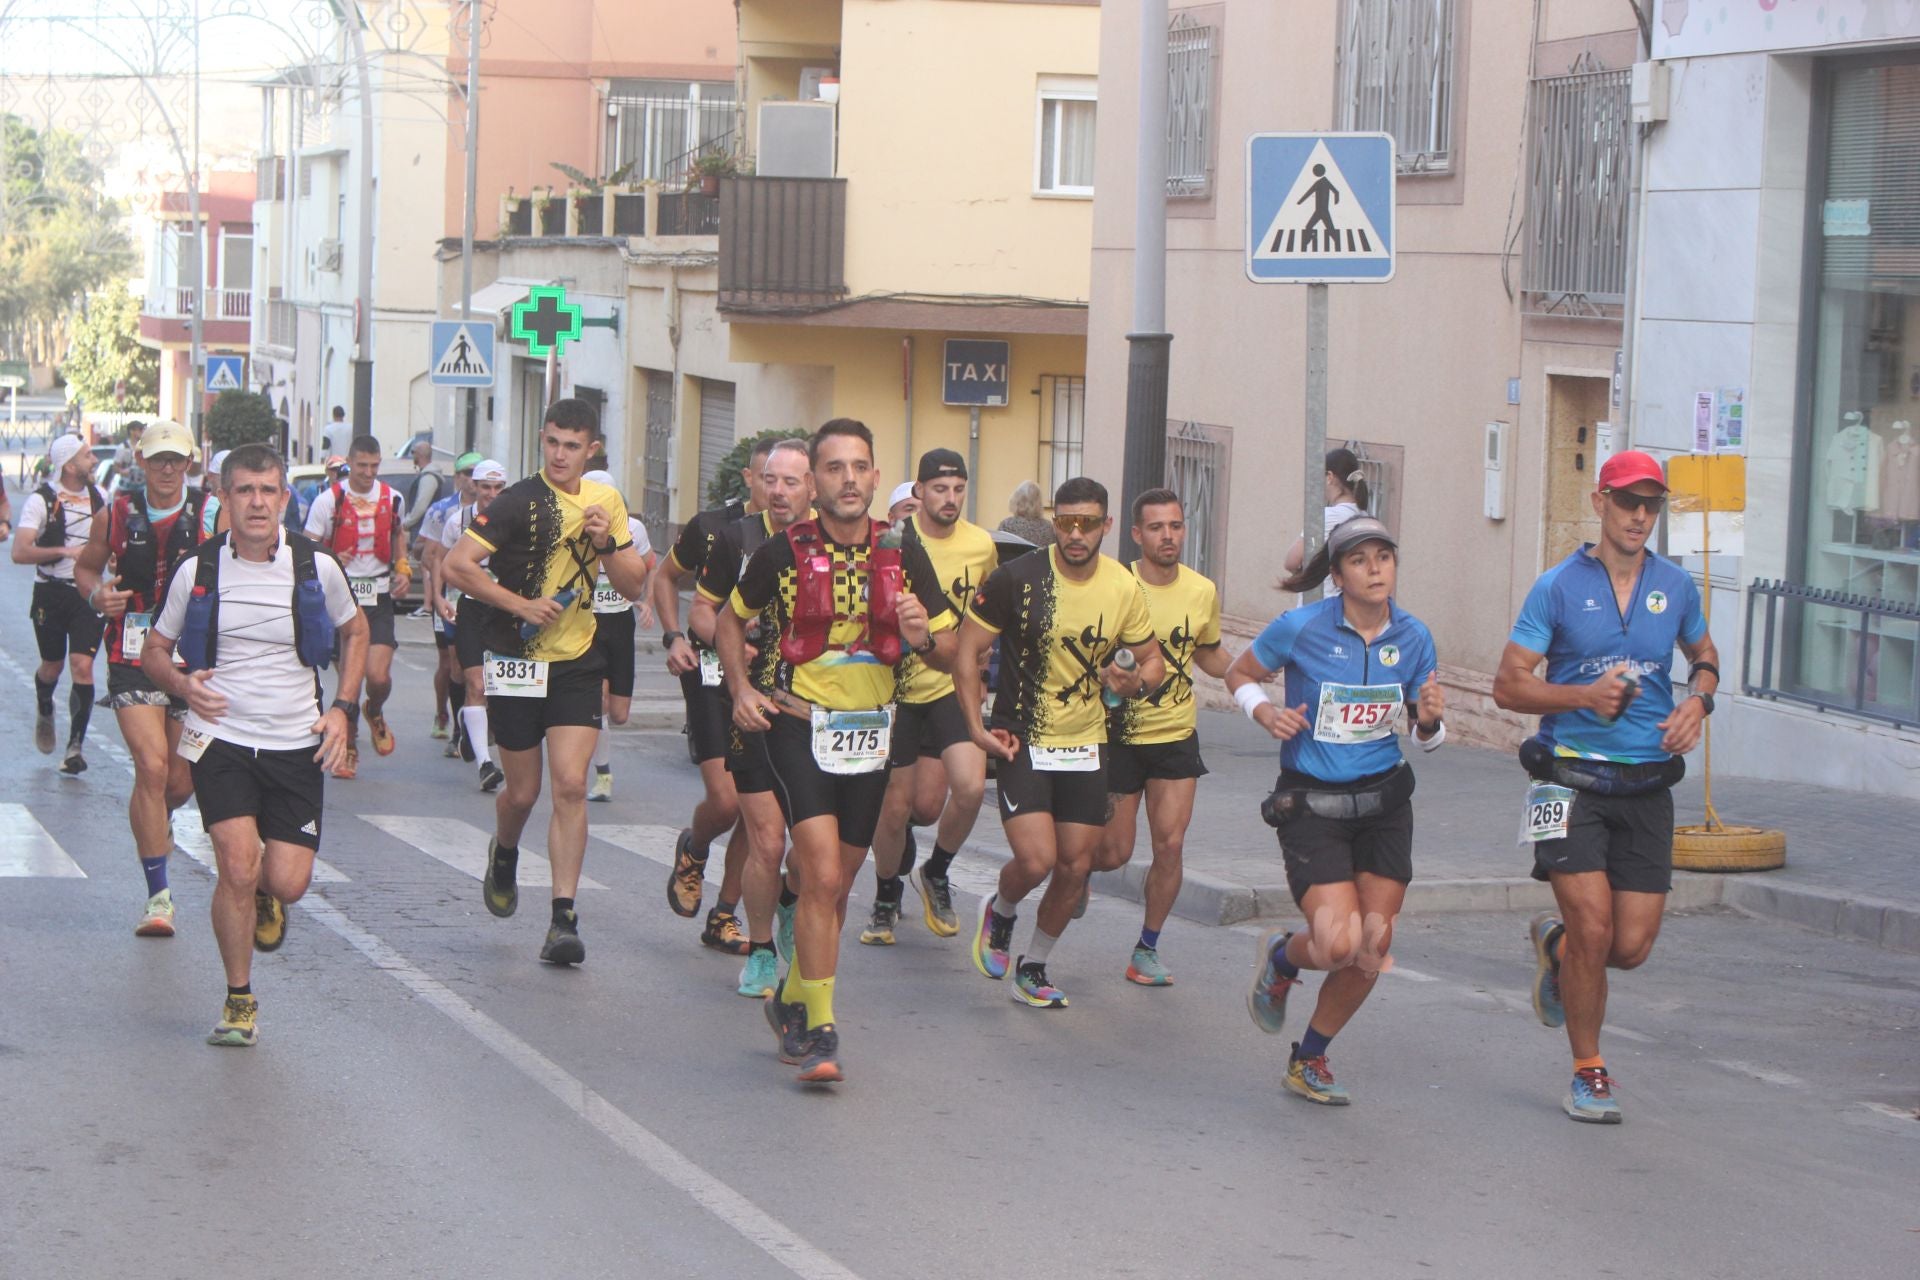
[205,354,244,393]
[1245,133,1396,284]
[429,319,495,388]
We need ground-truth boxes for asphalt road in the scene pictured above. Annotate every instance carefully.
[0,553,1915,1279]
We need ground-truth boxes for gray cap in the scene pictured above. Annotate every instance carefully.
[1327,514,1397,560]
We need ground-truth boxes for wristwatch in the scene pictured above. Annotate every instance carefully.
[661,629,686,648]
[1690,690,1716,716]
[331,698,361,723]
[912,632,937,656]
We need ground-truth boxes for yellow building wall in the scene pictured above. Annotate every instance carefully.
[740,0,841,50]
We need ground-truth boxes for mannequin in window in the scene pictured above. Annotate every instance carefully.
[1824,411,1882,545]
[1882,419,1920,524]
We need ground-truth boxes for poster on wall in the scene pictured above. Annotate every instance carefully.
[1693,391,1715,453]
[1654,0,1920,59]
[1714,386,1746,452]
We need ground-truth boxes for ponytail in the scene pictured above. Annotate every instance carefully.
[1280,541,1334,594]
[1325,447,1370,512]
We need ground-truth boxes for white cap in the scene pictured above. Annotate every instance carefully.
[583,469,614,487]
[887,481,918,509]
[471,459,507,483]
[48,434,88,477]
[209,449,232,476]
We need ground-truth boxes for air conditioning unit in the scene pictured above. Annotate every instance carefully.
[317,238,342,272]
[757,102,836,179]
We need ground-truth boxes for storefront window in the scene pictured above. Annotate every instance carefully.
[1797,60,1920,723]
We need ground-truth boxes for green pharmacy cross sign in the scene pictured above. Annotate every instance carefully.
[510,286,584,358]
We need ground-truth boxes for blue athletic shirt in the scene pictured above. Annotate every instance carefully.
[1509,545,1707,764]
[1250,596,1438,784]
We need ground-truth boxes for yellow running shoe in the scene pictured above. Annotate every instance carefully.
[253,890,287,952]
[366,702,395,756]
[207,993,259,1047]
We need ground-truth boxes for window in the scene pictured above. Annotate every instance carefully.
[1040,375,1086,495]
[1167,420,1230,586]
[604,79,736,187]
[1522,63,1631,303]
[220,227,253,293]
[1036,78,1097,197]
[1336,0,1455,174]
[1166,13,1214,197]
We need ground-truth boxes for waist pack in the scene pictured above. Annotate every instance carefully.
[1261,762,1416,827]
[178,532,338,673]
[1518,735,1684,797]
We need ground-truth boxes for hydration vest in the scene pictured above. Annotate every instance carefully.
[177,532,339,673]
[107,490,209,664]
[33,481,106,548]
[778,518,905,668]
[326,481,397,564]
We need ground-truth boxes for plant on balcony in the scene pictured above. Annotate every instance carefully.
[550,161,636,196]
[706,428,810,508]
[59,284,157,413]
[205,389,279,451]
[689,147,742,196]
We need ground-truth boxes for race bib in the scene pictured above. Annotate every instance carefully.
[350,575,390,606]
[1314,682,1405,745]
[177,725,213,762]
[1523,782,1576,843]
[121,611,151,661]
[483,652,549,698]
[810,705,892,775]
[698,648,723,688]
[1030,743,1100,772]
[591,575,629,614]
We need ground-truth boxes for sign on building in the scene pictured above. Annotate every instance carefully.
[942,339,1010,406]
[429,320,495,388]
[1245,133,1396,284]
[205,354,245,393]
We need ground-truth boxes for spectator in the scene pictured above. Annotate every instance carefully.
[1283,447,1371,596]
[998,479,1057,548]
[886,480,920,523]
[402,437,444,539]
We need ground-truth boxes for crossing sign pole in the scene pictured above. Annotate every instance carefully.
[1245,132,1395,601]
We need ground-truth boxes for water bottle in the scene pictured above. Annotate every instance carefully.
[520,587,579,641]
[1103,647,1137,708]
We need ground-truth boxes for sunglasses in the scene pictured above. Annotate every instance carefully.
[1052,514,1105,535]
[1604,489,1666,515]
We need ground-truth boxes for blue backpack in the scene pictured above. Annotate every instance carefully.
[178,532,338,672]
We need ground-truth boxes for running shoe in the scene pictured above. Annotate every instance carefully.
[701,908,750,955]
[1125,944,1173,986]
[913,866,959,937]
[482,837,518,918]
[57,750,86,777]
[478,760,504,793]
[206,993,259,1047]
[667,828,706,918]
[253,890,287,952]
[971,897,1013,980]
[775,899,796,963]
[431,717,450,741]
[34,710,54,755]
[737,947,778,998]
[134,889,176,938]
[332,745,358,781]
[859,899,899,946]
[1528,911,1567,1029]
[1284,1046,1350,1105]
[1246,929,1298,1035]
[365,703,395,756]
[1565,1067,1622,1123]
[1011,958,1068,1008]
[588,769,612,802]
[443,727,462,758]
[540,913,586,966]
[764,990,808,1065]
[796,1023,843,1084]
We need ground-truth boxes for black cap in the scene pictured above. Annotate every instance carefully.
[917,448,967,483]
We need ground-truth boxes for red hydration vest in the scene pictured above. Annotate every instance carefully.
[779,518,905,667]
[105,490,209,663]
[327,481,397,564]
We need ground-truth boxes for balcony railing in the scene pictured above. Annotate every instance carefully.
[717,176,847,312]
[146,287,253,321]
[1744,579,1920,730]
[218,289,251,319]
[1522,65,1632,306]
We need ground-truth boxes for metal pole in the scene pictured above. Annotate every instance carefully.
[461,0,481,452]
[1301,282,1329,602]
[1617,16,1652,444]
[188,0,204,442]
[346,2,376,438]
[966,405,980,523]
[1120,0,1171,563]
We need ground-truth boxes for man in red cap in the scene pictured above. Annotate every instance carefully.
[1493,449,1719,1125]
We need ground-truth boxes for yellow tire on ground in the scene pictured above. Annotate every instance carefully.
[1672,824,1787,873]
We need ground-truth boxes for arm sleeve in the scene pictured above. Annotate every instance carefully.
[729,535,789,618]
[1117,580,1156,646]
[302,488,332,540]
[152,551,197,640]
[1509,576,1557,654]
[320,559,361,627]
[1679,574,1708,647]
[16,492,47,535]
[968,564,1014,636]
[1250,611,1305,673]
[695,527,741,604]
[902,539,956,626]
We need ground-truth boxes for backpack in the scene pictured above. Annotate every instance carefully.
[34,481,106,547]
[178,531,339,672]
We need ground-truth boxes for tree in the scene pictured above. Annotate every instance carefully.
[706,427,811,507]
[60,285,157,412]
[205,389,280,451]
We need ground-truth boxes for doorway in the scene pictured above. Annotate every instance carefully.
[1543,374,1612,564]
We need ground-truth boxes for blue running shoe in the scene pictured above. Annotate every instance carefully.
[737,947,778,998]
[1010,957,1067,1008]
[775,900,796,964]
[1565,1067,1622,1123]
[970,896,1012,980]
[1284,1045,1351,1106]
[1246,928,1298,1035]
[1529,911,1566,1028]
[763,990,807,1065]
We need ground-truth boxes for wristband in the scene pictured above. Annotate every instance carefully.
[1233,682,1273,721]
[395,559,413,578]
[1416,718,1447,751]
[1688,661,1720,682]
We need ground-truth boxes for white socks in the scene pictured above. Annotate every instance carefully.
[460,706,491,766]
[1025,927,1060,965]
[592,726,612,771]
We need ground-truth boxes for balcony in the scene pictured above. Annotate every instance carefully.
[145,288,253,320]
[717,176,847,313]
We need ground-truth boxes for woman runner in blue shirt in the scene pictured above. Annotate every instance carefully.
[1226,516,1445,1105]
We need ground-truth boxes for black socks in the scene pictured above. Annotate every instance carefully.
[875,875,904,907]
[779,882,799,909]
[67,683,93,748]
[34,675,55,717]
[552,897,575,926]
[925,844,959,880]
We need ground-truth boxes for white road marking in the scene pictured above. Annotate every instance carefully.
[292,892,863,1280]
[1709,1060,1806,1088]
[171,814,350,883]
[1857,1102,1919,1124]
[0,803,86,877]
[1386,965,1439,983]
[361,814,606,891]
[593,823,717,886]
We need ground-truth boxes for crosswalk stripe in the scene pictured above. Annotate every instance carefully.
[361,814,607,891]
[171,814,350,883]
[593,823,716,886]
[0,802,86,877]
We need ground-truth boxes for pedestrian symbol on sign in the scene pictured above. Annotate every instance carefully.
[428,319,496,388]
[436,327,485,378]
[1254,141,1389,263]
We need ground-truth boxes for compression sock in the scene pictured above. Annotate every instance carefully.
[67,683,93,747]
[459,706,491,766]
[592,727,612,771]
[1138,926,1161,951]
[925,843,959,879]
[140,855,169,897]
[874,874,904,907]
[552,897,576,927]
[1575,1054,1607,1073]
[34,675,56,717]
[780,969,836,1030]
[1024,927,1059,965]
[448,684,465,715]
[227,983,251,997]
[1296,1026,1333,1061]
[1271,936,1302,980]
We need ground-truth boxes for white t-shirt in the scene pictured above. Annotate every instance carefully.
[17,484,101,581]
[304,481,406,580]
[1321,500,1364,597]
[154,537,361,752]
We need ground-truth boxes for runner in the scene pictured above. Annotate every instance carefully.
[953,476,1163,1009]
[650,438,781,946]
[1229,515,1443,1105]
[73,420,210,936]
[442,400,651,965]
[303,434,411,779]
[13,433,107,776]
[861,448,997,946]
[581,469,657,802]
[141,443,367,1046]
[721,418,955,1083]
[688,438,813,990]
[1090,487,1237,985]
[438,460,510,791]
[421,453,480,745]
[1491,450,1716,1124]
[200,449,230,536]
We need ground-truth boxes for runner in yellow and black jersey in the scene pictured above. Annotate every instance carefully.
[953,476,1161,1010]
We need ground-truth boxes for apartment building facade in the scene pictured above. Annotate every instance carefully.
[137,171,255,426]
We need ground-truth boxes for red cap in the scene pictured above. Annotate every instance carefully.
[1596,450,1667,492]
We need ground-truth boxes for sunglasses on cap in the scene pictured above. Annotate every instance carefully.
[1603,489,1666,515]
[1052,513,1105,535]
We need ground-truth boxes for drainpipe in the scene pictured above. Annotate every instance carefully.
[1618,3,1653,445]
[901,336,914,481]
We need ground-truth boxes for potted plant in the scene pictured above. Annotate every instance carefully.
[690,148,738,196]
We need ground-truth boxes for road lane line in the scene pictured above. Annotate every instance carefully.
[362,814,607,891]
[294,892,862,1280]
[0,803,86,877]
[594,823,717,886]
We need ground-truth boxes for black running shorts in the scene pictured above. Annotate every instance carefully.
[432,607,456,649]
[31,579,103,663]
[995,741,1111,827]
[487,650,606,753]
[727,720,775,794]
[1529,785,1675,895]
[106,662,187,719]
[1275,768,1415,905]
[680,668,732,764]
[191,736,325,850]
[754,711,891,848]
[1106,733,1208,797]
[453,595,490,671]
[887,692,972,767]
[356,594,397,649]
[590,607,637,700]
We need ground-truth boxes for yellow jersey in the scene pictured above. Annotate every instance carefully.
[1109,562,1221,745]
[464,472,633,663]
[896,514,999,705]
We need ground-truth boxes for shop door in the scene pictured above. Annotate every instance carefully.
[697,378,736,505]
[643,370,673,532]
[1543,374,1612,564]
